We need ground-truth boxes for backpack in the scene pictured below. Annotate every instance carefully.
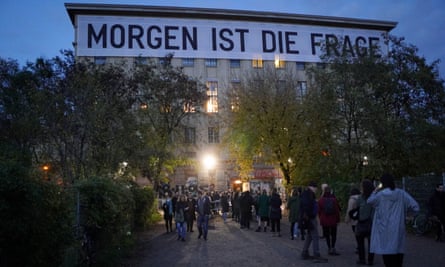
[323,197,335,215]
[357,196,373,222]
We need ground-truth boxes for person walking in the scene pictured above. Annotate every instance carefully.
[196,191,212,240]
[318,186,341,256]
[355,179,375,265]
[367,173,419,267]
[175,194,187,241]
[269,188,282,237]
[299,181,328,263]
[427,183,445,242]
[185,195,196,232]
[345,187,361,253]
[287,187,300,239]
[162,193,174,233]
[255,189,270,232]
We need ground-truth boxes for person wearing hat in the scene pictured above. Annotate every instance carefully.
[299,181,328,263]
[367,173,419,267]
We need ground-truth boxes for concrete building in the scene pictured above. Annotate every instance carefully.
[65,3,396,192]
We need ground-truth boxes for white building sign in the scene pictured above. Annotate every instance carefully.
[76,15,388,61]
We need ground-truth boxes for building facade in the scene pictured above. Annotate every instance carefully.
[66,3,396,192]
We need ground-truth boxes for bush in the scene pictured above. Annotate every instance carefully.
[131,184,157,230]
[0,165,74,267]
[75,177,136,266]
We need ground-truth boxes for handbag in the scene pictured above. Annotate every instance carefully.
[355,218,372,235]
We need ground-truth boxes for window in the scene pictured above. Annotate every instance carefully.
[94,57,106,65]
[205,58,217,67]
[208,127,220,143]
[296,81,308,98]
[252,58,263,68]
[230,80,241,112]
[296,62,305,70]
[182,58,194,67]
[274,57,285,69]
[184,127,196,144]
[230,59,241,68]
[206,81,218,113]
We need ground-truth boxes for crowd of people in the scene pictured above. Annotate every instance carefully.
[160,173,444,267]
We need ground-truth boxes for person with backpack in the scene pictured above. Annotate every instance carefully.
[318,186,341,256]
[355,179,375,265]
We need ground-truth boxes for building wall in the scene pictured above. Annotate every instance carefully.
[66,4,396,192]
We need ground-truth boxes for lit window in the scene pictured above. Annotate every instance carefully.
[296,62,305,70]
[205,58,217,67]
[274,57,285,69]
[182,58,194,67]
[252,58,263,68]
[183,102,196,113]
[184,127,196,144]
[230,59,241,68]
[206,81,218,113]
[94,57,106,65]
[208,127,220,143]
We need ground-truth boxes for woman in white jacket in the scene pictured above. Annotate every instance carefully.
[367,173,419,267]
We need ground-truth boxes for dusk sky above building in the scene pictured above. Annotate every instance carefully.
[1,0,444,78]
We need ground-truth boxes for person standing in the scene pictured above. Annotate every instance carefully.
[367,173,419,267]
[318,186,341,255]
[345,187,361,253]
[220,191,230,223]
[427,183,445,242]
[185,195,196,232]
[239,190,254,229]
[299,181,328,263]
[196,191,211,240]
[175,195,187,241]
[162,193,174,233]
[287,188,300,239]
[269,188,282,237]
[355,180,375,265]
[256,189,270,232]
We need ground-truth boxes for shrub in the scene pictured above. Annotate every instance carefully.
[0,166,74,267]
[75,177,136,266]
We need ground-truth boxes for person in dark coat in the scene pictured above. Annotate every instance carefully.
[427,184,445,241]
[185,195,196,232]
[220,191,230,223]
[196,191,212,240]
[239,190,254,229]
[269,188,283,237]
[287,187,300,239]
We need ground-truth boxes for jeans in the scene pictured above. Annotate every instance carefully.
[197,214,209,238]
[302,218,320,256]
[176,221,186,239]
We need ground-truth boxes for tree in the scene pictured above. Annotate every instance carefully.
[306,35,445,180]
[132,55,207,187]
[224,66,307,185]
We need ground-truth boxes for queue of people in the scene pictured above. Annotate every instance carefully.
[160,173,443,267]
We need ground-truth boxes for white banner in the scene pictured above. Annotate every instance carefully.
[76,15,388,61]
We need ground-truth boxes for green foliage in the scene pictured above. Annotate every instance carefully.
[131,184,158,230]
[0,162,74,267]
[75,177,136,266]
